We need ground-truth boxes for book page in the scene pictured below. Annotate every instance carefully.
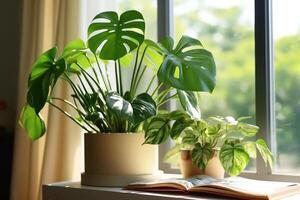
[124,178,194,191]
[191,176,299,197]
[213,177,298,195]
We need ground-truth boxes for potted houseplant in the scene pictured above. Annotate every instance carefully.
[144,112,273,179]
[19,10,216,186]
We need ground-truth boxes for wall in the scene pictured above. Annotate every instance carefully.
[0,0,22,129]
[0,0,22,199]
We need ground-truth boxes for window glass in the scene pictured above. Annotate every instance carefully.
[174,0,256,170]
[82,0,157,40]
[273,0,300,173]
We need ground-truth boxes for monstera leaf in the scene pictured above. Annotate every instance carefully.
[21,47,66,140]
[88,10,145,60]
[150,35,216,92]
[62,39,93,73]
[106,92,133,120]
[177,90,201,119]
[27,47,65,113]
[20,105,46,140]
[131,93,156,124]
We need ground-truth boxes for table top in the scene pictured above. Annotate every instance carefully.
[43,180,300,200]
[43,181,234,200]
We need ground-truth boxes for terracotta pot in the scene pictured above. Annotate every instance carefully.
[180,150,224,179]
[81,133,160,186]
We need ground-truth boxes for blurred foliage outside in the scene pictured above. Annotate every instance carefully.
[117,0,300,172]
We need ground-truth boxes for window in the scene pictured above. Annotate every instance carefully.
[273,0,300,174]
[83,0,300,181]
[159,0,300,181]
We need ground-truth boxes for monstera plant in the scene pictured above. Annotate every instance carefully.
[20,10,216,140]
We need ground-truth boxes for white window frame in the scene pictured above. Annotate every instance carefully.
[157,0,300,182]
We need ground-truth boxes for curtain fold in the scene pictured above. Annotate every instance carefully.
[11,1,83,200]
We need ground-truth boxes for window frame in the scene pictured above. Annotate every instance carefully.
[157,0,300,182]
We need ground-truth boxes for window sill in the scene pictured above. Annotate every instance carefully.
[43,181,232,200]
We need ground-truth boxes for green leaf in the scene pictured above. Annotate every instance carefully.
[167,110,190,120]
[131,93,156,125]
[27,47,65,113]
[256,139,273,168]
[182,129,199,144]
[191,142,213,170]
[19,105,46,140]
[62,39,94,73]
[120,53,133,67]
[106,92,133,120]
[156,35,216,92]
[88,10,145,60]
[219,141,250,176]
[243,141,257,158]
[143,40,163,72]
[238,122,259,137]
[144,116,170,144]
[207,124,221,135]
[62,39,86,58]
[170,117,193,139]
[177,90,201,119]
[164,143,184,161]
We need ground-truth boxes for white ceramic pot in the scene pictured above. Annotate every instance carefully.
[81,133,160,186]
[180,150,224,179]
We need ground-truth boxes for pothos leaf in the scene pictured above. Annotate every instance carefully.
[191,142,213,170]
[243,141,257,158]
[170,117,193,139]
[238,122,259,137]
[164,143,184,161]
[256,139,273,168]
[143,116,170,144]
[219,141,250,176]
[182,129,198,144]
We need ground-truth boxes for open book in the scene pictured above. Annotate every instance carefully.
[124,175,300,200]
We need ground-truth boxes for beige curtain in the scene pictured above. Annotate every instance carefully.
[11,0,83,200]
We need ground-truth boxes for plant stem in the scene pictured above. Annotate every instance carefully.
[63,74,88,109]
[104,63,112,90]
[48,101,90,132]
[71,97,101,132]
[80,71,97,94]
[155,86,172,101]
[145,75,156,94]
[151,81,164,97]
[92,67,100,84]
[130,45,141,93]
[51,97,85,115]
[77,74,89,94]
[93,54,110,91]
[117,59,123,96]
[132,46,148,94]
[157,93,178,107]
[114,60,119,94]
[133,64,147,95]
[75,63,105,97]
